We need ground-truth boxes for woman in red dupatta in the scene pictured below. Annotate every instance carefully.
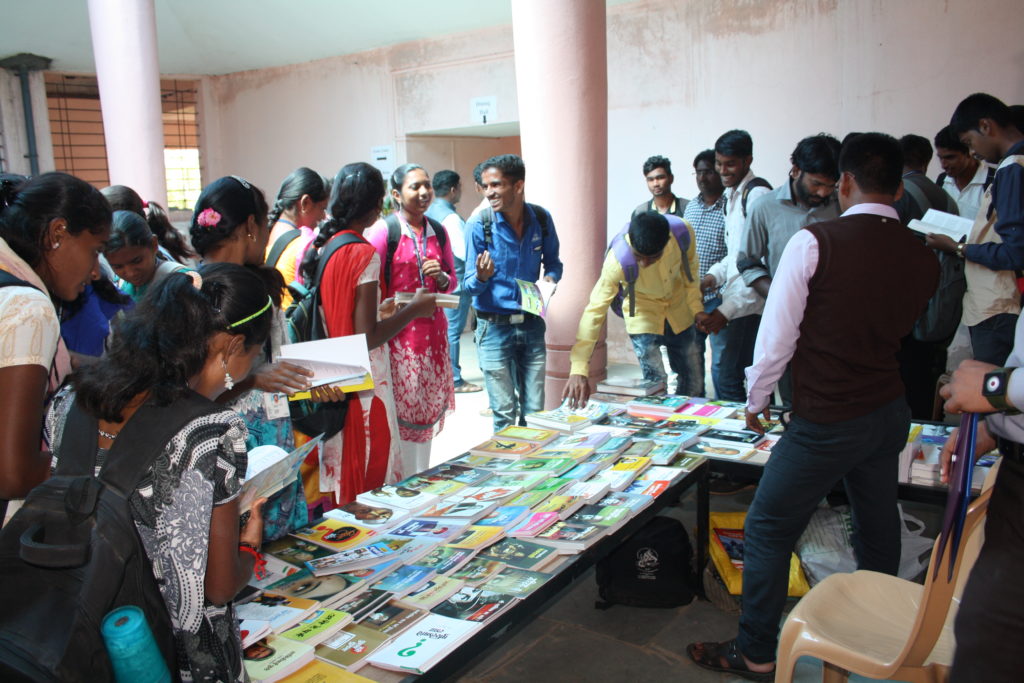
[299,163,436,508]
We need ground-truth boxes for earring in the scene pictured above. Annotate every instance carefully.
[222,359,234,390]
[247,232,257,242]
[52,242,62,251]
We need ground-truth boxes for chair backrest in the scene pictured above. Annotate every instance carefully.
[900,483,993,666]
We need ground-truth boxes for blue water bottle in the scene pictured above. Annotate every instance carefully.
[101,605,172,683]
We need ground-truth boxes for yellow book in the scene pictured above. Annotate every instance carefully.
[278,659,374,682]
[289,373,374,401]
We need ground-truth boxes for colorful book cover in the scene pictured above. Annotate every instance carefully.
[315,623,392,671]
[291,518,377,552]
[533,446,595,462]
[333,589,391,622]
[545,431,612,450]
[388,518,468,540]
[563,462,601,480]
[701,427,765,446]
[482,472,550,490]
[395,576,466,611]
[594,435,633,454]
[264,536,337,567]
[596,491,654,513]
[430,586,517,623]
[372,535,442,565]
[503,457,577,475]
[356,485,439,511]
[279,609,353,645]
[636,465,687,483]
[620,441,654,457]
[713,527,745,569]
[279,659,374,681]
[532,494,585,519]
[505,489,552,509]
[477,538,559,570]
[592,467,640,492]
[447,453,513,470]
[449,484,524,503]
[418,498,499,521]
[449,557,507,585]
[304,542,397,576]
[243,635,314,682]
[683,440,754,460]
[623,479,670,497]
[251,553,304,589]
[446,524,506,550]
[371,565,435,596]
[412,545,476,575]
[477,505,531,528]
[535,520,604,547]
[648,443,682,466]
[562,480,611,501]
[359,602,428,636]
[469,438,542,458]
[236,593,320,633]
[493,424,560,445]
[323,500,406,527]
[414,461,497,485]
[507,511,561,537]
[481,567,551,598]
[263,568,364,605]
[612,455,651,472]
[367,614,481,674]
[396,477,467,499]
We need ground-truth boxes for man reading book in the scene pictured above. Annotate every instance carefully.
[687,133,939,680]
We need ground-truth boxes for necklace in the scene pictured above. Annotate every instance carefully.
[98,428,118,440]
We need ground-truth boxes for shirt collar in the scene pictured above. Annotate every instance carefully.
[1008,140,1024,157]
[696,193,726,210]
[841,203,899,220]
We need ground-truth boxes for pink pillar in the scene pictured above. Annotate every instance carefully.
[511,0,608,408]
[87,0,167,205]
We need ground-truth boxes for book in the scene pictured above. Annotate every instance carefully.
[315,623,392,672]
[515,278,556,317]
[279,609,354,647]
[562,479,612,502]
[477,505,532,529]
[648,442,681,466]
[701,427,766,446]
[418,498,500,523]
[251,553,305,589]
[236,593,322,634]
[481,567,551,598]
[356,485,439,511]
[333,589,392,623]
[244,635,315,682]
[240,619,274,649]
[449,557,507,585]
[594,377,665,397]
[359,602,428,637]
[683,439,755,461]
[623,479,671,497]
[907,208,974,241]
[264,536,337,567]
[620,440,654,457]
[388,518,468,541]
[372,535,441,565]
[262,568,366,608]
[322,500,408,528]
[446,453,513,470]
[532,494,586,519]
[565,503,631,532]
[545,430,612,451]
[393,576,466,610]
[278,334,372,392]
[492,424,561,446]
[678,402,737,419]
[412,462,496,486]
[469,437,542,459]
[304,542,398,576]
[367,613,482,674]
[507,511,561,538]
[591,467,641,492]
[446,524,506,550]
[371,564,436,597]
[525,406,593,432]
[534,519,606,551]
[562,462,602,480]
[626,394,689,418]
[482,471,551,491]
[240,437,323,514]
[635,465,688,484]
[595,490,655,514]
[451,483,527,502]
[430,586,518,623]
[713,527,745,569]
[395,290,461,308]
[477,538,561,570]
[503,457,577,476]
[290,518,377,553]
[278,659,374,682]
[412,545,477,575]
[395,476,467,499]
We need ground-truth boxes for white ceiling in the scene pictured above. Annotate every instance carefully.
[1,0,630,76]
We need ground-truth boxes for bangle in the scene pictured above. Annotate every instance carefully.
[239,542,267,580]
[956,242,966,259]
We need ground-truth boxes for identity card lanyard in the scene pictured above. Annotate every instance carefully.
[397,213,428,288]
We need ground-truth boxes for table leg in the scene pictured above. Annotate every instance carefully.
[696,461,709,598]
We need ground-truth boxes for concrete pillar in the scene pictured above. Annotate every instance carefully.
[511,0,608,408]
[87,0,167,204]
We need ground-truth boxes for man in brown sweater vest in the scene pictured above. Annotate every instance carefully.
[688,133,940,680]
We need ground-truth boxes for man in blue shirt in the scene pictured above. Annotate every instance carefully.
[463,154,563,430]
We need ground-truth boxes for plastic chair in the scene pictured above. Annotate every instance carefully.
[774,463,997,683]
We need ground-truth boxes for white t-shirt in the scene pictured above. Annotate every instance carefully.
[0,285,59,369]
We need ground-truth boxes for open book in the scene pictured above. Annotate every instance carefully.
[277,334,373,398]
[516,279,556,317]
[907,209,974,242]
[238,435,323,514]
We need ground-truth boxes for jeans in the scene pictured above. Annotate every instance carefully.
[737,396,909,663]
[695,296,725,398]
[969,312,1018,365]
[475,315,546,430]
[629,321,702,395]
[715,313,761,402]
[444,290,473,385]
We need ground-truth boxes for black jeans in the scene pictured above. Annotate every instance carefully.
[951,457,1024,682]
[737,397,910,663]
[969,313,1018,365]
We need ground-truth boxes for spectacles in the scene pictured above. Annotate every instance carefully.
[693,169,717,177]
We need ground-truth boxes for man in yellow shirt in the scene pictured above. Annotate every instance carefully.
[563,211,702,407]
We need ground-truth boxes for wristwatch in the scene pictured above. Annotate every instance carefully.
[955,242,966,259]
[982,367,1021,414]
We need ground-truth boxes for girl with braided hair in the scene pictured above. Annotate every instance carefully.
[265,167,329,307]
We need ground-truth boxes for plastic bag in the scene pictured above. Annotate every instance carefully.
[708,511,810,597]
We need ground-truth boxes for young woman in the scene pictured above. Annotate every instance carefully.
[366,163,456,474]
[190,176,312,539]
[300,162,435,507]
[105,210,193,302]
[265,167,329,306]
[46,264,270,681]
[0,172,110,508]
[101,185,196,264]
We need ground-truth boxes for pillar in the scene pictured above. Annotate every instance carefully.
[87,0,167,204]
[511,0,608,408]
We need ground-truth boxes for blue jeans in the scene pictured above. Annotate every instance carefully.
[475,315,546,430]
[694,296,725,398]
[445,290,473,385]
[715,313,761,402]
[737,396,909,663]
[969,313,1018,365]
[629,321,702,395]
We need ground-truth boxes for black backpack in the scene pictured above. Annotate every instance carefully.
[740,177,773,218]
[383,214,448,292]
[0,391,222,682]
[283,232,364,438]
[265,227,302,269]
[595,515,696,609]
[478,203,550,248]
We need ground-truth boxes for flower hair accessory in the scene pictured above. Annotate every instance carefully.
[197,208,221,228]
[186,270,203,290]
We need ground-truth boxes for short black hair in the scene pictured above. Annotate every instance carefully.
[642,155,672,177]
[899,134,933,169]
[950,93,1014,135]
[838,133,903,196]
[693,149,715,168]
[714,130,752,157]
[481,154,525,184]
[628,211,671,256]
[934,125,969,154]
[791,134,842,179]
[472,161,486,186]
[433,170,460,197]
[1010,104,1024,134]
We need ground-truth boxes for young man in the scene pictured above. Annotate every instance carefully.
[632,155,688,219]
[893,133,959,223]
[687,133,939,681]
[926,92,1024,365]
[562,211,701,408]
[463,154,562,430]
[934,124,994,220]
[426,170,482,394]
[683,150,727,397]
[695,130,771,401]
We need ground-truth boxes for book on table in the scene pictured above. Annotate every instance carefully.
[480,567,551,598]
[277,659,374,682]
[277,334,372,395]
[314,623,393,672]
[430,586,518,623]
[304,542,398,576]
[481,471,550,490]
[239,436,323,514]
[564,503,631,534]
[278,609,354,647]
[562,479,612,502]
[323,499,410,528]
[477,537,561,570]
[907,208,974,241]
[243,635,315,682]
[683,439,755,461]
[450,557,507,585]
[531,493,587,519]
[370,564,436,597]
[240,619,274,648]
[356,484,439,512]
[476,504,532,529]
[493,424,562,446]
[594,377,665,396]
[534,519,606,551]
[261,568,367,610]
[367,613,482,674]
[236,593,322,634]
[359,602,428,637]
[290,518,377,552]
[469,438,543,459]
[393,575,467,610]
[410,545,477,575]
[507,511,561,538]
[410,461,497,486]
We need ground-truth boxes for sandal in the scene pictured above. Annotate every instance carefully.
[454,381,484,394]
[686,639,774,682]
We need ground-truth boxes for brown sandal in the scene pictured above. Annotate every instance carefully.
[686,639,774,682]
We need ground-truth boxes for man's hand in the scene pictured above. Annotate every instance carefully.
[941,359,1000,415]
[696,308,728,334]
[252,361,314,395]
[925,234,959,254]
[561,374,591,410]
[745,407,772,435]
[939,420,997,484]
[700,274,717,293]
[543,275,557,284]
[476,251,495,282]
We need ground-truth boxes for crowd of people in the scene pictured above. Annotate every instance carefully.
[0,91,1022,680]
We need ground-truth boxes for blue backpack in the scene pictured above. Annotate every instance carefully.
[609,214,694,318]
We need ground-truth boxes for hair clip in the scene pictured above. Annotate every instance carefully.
[231,175,252,191]
[226,296,273,329]
[197,208,221,228]
[186,270,203,290]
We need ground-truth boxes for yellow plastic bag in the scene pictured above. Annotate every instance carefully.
[708,511,810,597]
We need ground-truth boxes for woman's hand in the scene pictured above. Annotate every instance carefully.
[252,361,313,395]
[378,297,397,320]
[408,288,437,318]
[309,384,348,403]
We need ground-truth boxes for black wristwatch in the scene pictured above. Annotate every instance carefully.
[983,367,1021,414]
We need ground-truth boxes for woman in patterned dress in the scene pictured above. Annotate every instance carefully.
[47,264,272,681]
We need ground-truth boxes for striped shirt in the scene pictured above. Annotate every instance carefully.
[683,193,727,301]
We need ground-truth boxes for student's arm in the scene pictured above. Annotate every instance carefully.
[0,364,51,498]
[964,163,1024,271]
[682,222,703,318]
[563,255,620,408]
[737,203,772,296]
[205,497,266,605]
[354,281,435,350]
[462,218,491,296]
[541,209,563,282]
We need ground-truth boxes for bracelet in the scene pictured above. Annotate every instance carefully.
[956,242,966,259]
[238,542,267,580]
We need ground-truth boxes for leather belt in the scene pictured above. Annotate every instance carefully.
[475,309,536,325]
[996,436,1024,463]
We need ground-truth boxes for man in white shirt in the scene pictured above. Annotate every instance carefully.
[934,124,994,220]
[695,130,772,401]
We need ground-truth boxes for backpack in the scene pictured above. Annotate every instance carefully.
[935,166,996,194]
[283,232,364,438]
[608,215,694,318]
[595,515,696,609]
[383,214,448,293]
[265,227,302,268]
[741,177,773,218]
[478,203,550,249]
[913,249,966,343]
[0,391,222,682]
